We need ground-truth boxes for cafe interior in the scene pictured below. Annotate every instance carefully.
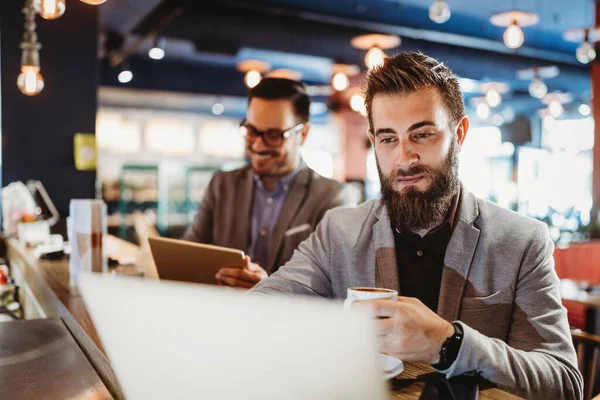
[1,0,600,399]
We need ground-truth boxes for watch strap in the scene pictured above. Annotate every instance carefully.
[431,322,464,370]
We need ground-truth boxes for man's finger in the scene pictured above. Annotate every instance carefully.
[218,268,260,284]
[397,296,422,305]
[218,267,243,276]
[247,261,263,272]
[215,275,254,289]
[245,256,266,273]
[353,299,407,318]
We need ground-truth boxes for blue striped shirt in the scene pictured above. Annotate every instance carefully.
[248,167,301,270]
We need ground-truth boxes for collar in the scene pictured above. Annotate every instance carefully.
[253,160,303,193]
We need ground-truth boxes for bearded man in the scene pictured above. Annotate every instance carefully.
[251,52,583,400]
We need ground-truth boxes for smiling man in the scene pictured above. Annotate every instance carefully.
[183,78,360,289]
[252,53,583,399]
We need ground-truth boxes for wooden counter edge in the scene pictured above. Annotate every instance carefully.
[7,238,125,400]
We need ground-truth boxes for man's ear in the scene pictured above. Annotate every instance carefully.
[456,116,470,146]
[299,122,310,145]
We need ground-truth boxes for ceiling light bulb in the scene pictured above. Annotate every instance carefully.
[17,66,44,96]
[579,103,591,116]
[503,22,524,49]
[365,46,385,70]
[149,37,166,60]
[149,47,165,60]
[528,77,547,99]
[429,0,451,24]
[476,103,490,120]
[548,100,563,118]
[212,103,225,116]
[485,89,502,107]
[244,69,262,88]
[118,69,133,84]
[332,72,350,91]
[576,41,596,64]
[80,0,107,4]
[350,94,366,114]
[33,0,66,20]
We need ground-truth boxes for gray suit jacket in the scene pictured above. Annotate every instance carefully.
[182,162,361,273]
[252,188,583,399]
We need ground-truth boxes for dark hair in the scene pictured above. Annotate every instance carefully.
[364,52,465,132]
[248,78,310,123]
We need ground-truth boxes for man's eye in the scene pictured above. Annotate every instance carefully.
[414,133,432,139]
[380,137,397,144]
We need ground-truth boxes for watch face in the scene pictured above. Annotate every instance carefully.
[445,323,464,364]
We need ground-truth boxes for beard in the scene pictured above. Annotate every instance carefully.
[377,139,460,233]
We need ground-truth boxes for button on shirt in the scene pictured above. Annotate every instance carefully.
[393,224,452,312]
[249,168,300,270]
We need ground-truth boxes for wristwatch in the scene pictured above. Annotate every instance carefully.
[431,322,464,370]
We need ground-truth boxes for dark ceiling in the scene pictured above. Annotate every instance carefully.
[99,0,597,119]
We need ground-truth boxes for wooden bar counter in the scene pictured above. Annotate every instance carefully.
[6,236,520,400]
[7,236,136,399]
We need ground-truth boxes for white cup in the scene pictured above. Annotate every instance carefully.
[343,287,398,310]
[69,199,107,287]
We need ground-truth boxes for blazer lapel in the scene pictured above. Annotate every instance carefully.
[437,188,481,322]
[232,167,254,252]
[372,204,400,292]
[266,163,311,272]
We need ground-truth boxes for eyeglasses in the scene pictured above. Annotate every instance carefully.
[239,120,305,147]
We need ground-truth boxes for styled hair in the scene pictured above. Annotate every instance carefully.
[248,78,310,122]
[364,52,465,132]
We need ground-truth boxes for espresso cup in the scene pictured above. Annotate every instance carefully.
[343,287,398,310]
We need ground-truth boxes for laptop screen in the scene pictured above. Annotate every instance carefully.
[79,274,386,400]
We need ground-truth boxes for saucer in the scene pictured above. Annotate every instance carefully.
[380,353,405,379]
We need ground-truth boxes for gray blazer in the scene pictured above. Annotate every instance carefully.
[182,162,361,273]
[252,188,583,399]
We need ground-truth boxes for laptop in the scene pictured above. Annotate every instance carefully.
[79,273,386,400]
[148,236,244,284]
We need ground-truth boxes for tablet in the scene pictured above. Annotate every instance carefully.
[148,237,244,285]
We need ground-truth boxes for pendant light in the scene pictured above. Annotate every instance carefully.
[18,0,44,96]
[563,27,600,64]
[331,64,360,92]
[350,34,401,70]
[516,65,559,99]
[236,60,271,89]
[429,0,451,24]
[490,11,539,50]
[33,0,65,20]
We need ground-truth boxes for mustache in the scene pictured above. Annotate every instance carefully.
[248,149,279,157]
[389,165,430,178]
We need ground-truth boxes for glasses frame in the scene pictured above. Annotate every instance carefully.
[239,120,305,147]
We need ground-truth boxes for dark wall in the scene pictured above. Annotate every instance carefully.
[0,1,99,217]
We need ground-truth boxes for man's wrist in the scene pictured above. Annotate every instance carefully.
[431,322,464,370]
